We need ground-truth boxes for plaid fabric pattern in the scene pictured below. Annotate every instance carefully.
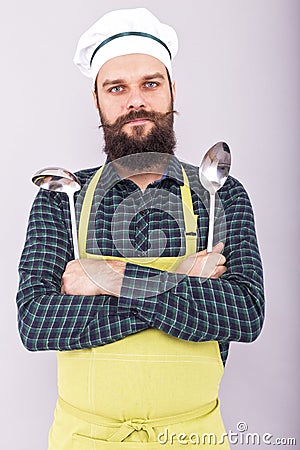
[16,157,264,365]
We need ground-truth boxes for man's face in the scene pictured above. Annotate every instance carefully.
[94,53,176,139]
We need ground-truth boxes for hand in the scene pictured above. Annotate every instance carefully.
[61,259,126,296]
[176,242,226,278]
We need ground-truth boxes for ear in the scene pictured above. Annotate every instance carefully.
[92,90,99,110]
[171,81,176,101]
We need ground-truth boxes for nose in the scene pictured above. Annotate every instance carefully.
[126,87,146,110]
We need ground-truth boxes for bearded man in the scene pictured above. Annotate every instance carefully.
[16,8,264,449]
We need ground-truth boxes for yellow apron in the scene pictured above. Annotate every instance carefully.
[48,165,229,449]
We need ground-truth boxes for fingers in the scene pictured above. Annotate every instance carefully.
[210,265,227,279]
[197,242,225,257]
[77,259,123,296]
[203,248,227,278]
[61,260,87,295]
[212,241,224,254]
[200,253,222,278]
[208,242,226,277]
[176,251,227,278]
[215,253,226,266]
[179,242,227,278]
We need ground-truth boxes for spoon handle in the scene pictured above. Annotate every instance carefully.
[68,192,79,259]
[207,193,216,253]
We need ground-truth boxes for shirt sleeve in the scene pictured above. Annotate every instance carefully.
[119,186,265,343]
[16,190,148,352]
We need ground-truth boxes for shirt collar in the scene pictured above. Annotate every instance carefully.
[100,154,184,190]
[163,154,184,186]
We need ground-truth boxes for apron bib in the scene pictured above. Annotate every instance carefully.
[48,165,229,449]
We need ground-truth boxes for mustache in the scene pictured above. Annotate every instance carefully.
[99,109,178,130]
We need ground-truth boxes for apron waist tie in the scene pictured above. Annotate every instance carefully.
[58,397,218,443]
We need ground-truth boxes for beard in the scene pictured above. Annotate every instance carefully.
[99,106,177,171]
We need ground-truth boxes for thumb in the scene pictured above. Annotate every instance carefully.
[212,242,224,254]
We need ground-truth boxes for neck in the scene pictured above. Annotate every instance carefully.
[111,159,167,193]
[126,172,163,193]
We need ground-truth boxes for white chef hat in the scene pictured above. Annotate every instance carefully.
[73,8,178,83]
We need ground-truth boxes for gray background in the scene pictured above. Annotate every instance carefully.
[1,0,299,448]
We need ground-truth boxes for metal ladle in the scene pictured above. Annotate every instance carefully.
[32,167,81,259]
[199,142,231,252]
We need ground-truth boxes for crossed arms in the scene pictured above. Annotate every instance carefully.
[16,176,264,352]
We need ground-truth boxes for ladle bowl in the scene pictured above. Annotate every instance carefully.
[32,167,81,259]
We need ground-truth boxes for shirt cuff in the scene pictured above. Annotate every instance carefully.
[119,262,181,319]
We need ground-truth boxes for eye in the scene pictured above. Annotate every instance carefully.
[109,86,124,93]
[144,81,159,88]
